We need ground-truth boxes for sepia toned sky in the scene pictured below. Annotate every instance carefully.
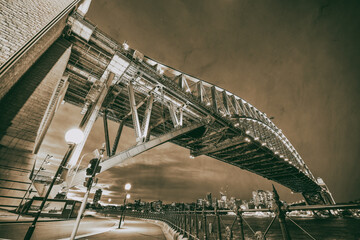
[40,0,360,205]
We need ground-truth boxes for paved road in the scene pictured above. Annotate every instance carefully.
[0,215,166,240]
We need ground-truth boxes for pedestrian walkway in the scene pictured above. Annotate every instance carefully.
[0,209,168,240]
[77,218,167,240]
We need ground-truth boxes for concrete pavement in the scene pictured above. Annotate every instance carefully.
[77,218,167,240]
[0,210,168,240]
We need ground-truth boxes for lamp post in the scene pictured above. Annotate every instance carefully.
[118,183,131,228]
[69,147,104,240]
[24,128,84,240]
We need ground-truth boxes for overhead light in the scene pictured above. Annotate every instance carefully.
[189,155,195,159]
[157,65,164,75]
[124,183,132,191]
[245,138,251,142]
[65,128,84,145]
[234,123,239,127]
[261,142,266,146]
[254,137,259,140]
[123,42,129,50]
[206,102,211,106]
[246,130,250,134]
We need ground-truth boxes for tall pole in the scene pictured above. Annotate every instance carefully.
[24,144,75,240]
[118,183,131,229]
[118,196,127,228]
[70,190,89,240]
[272,185,291,240]
[70,150,103,240]
[236,208,245,240]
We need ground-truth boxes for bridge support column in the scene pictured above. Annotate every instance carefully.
[111,120,124,156]
[67,71,115,168]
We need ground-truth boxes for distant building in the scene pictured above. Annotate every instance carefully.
[206,193,213,206]
[227,197,236,210]
[252,190,273,209]
[150,200,163,212]
[197,198,204,207]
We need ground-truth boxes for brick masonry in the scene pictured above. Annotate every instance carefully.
[0,0,78,100]
[0,0,74,66]
[0,38,72,208]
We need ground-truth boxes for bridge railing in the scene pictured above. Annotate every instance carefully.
[100,202,360,240]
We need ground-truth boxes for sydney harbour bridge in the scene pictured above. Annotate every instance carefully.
[0,0,336,216]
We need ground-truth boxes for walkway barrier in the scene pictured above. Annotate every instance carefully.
[99,188,360,240]
[101,203,360,240]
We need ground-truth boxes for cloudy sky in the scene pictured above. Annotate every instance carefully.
[39,0,360,205]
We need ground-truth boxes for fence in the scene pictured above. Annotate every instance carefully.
[100,186,360,239]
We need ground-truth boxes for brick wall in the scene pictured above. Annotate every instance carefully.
[0,0,78,100]
[0,39,72,209]
[0,0,74,65]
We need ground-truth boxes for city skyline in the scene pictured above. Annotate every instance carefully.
[37,0,360,205]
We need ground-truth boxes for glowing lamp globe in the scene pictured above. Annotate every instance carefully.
[126,194,131,199]
[65,128,84,144]
[124,183,131,191]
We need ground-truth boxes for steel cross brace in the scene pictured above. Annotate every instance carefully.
[67,122,205,188]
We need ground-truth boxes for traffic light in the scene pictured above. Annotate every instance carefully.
[93,189,102,204]
[83,177,93,188]
[86,158,101,176]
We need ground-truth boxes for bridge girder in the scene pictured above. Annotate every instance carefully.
[59,13,325,198]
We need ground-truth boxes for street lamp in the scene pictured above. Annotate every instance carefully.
[118,183,131,228]
[24,128,84,240]
[125,183,131,191]
[65,128,84,144]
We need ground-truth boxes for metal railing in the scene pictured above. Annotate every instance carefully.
[115,206,359,240]
[99,188,360,240]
